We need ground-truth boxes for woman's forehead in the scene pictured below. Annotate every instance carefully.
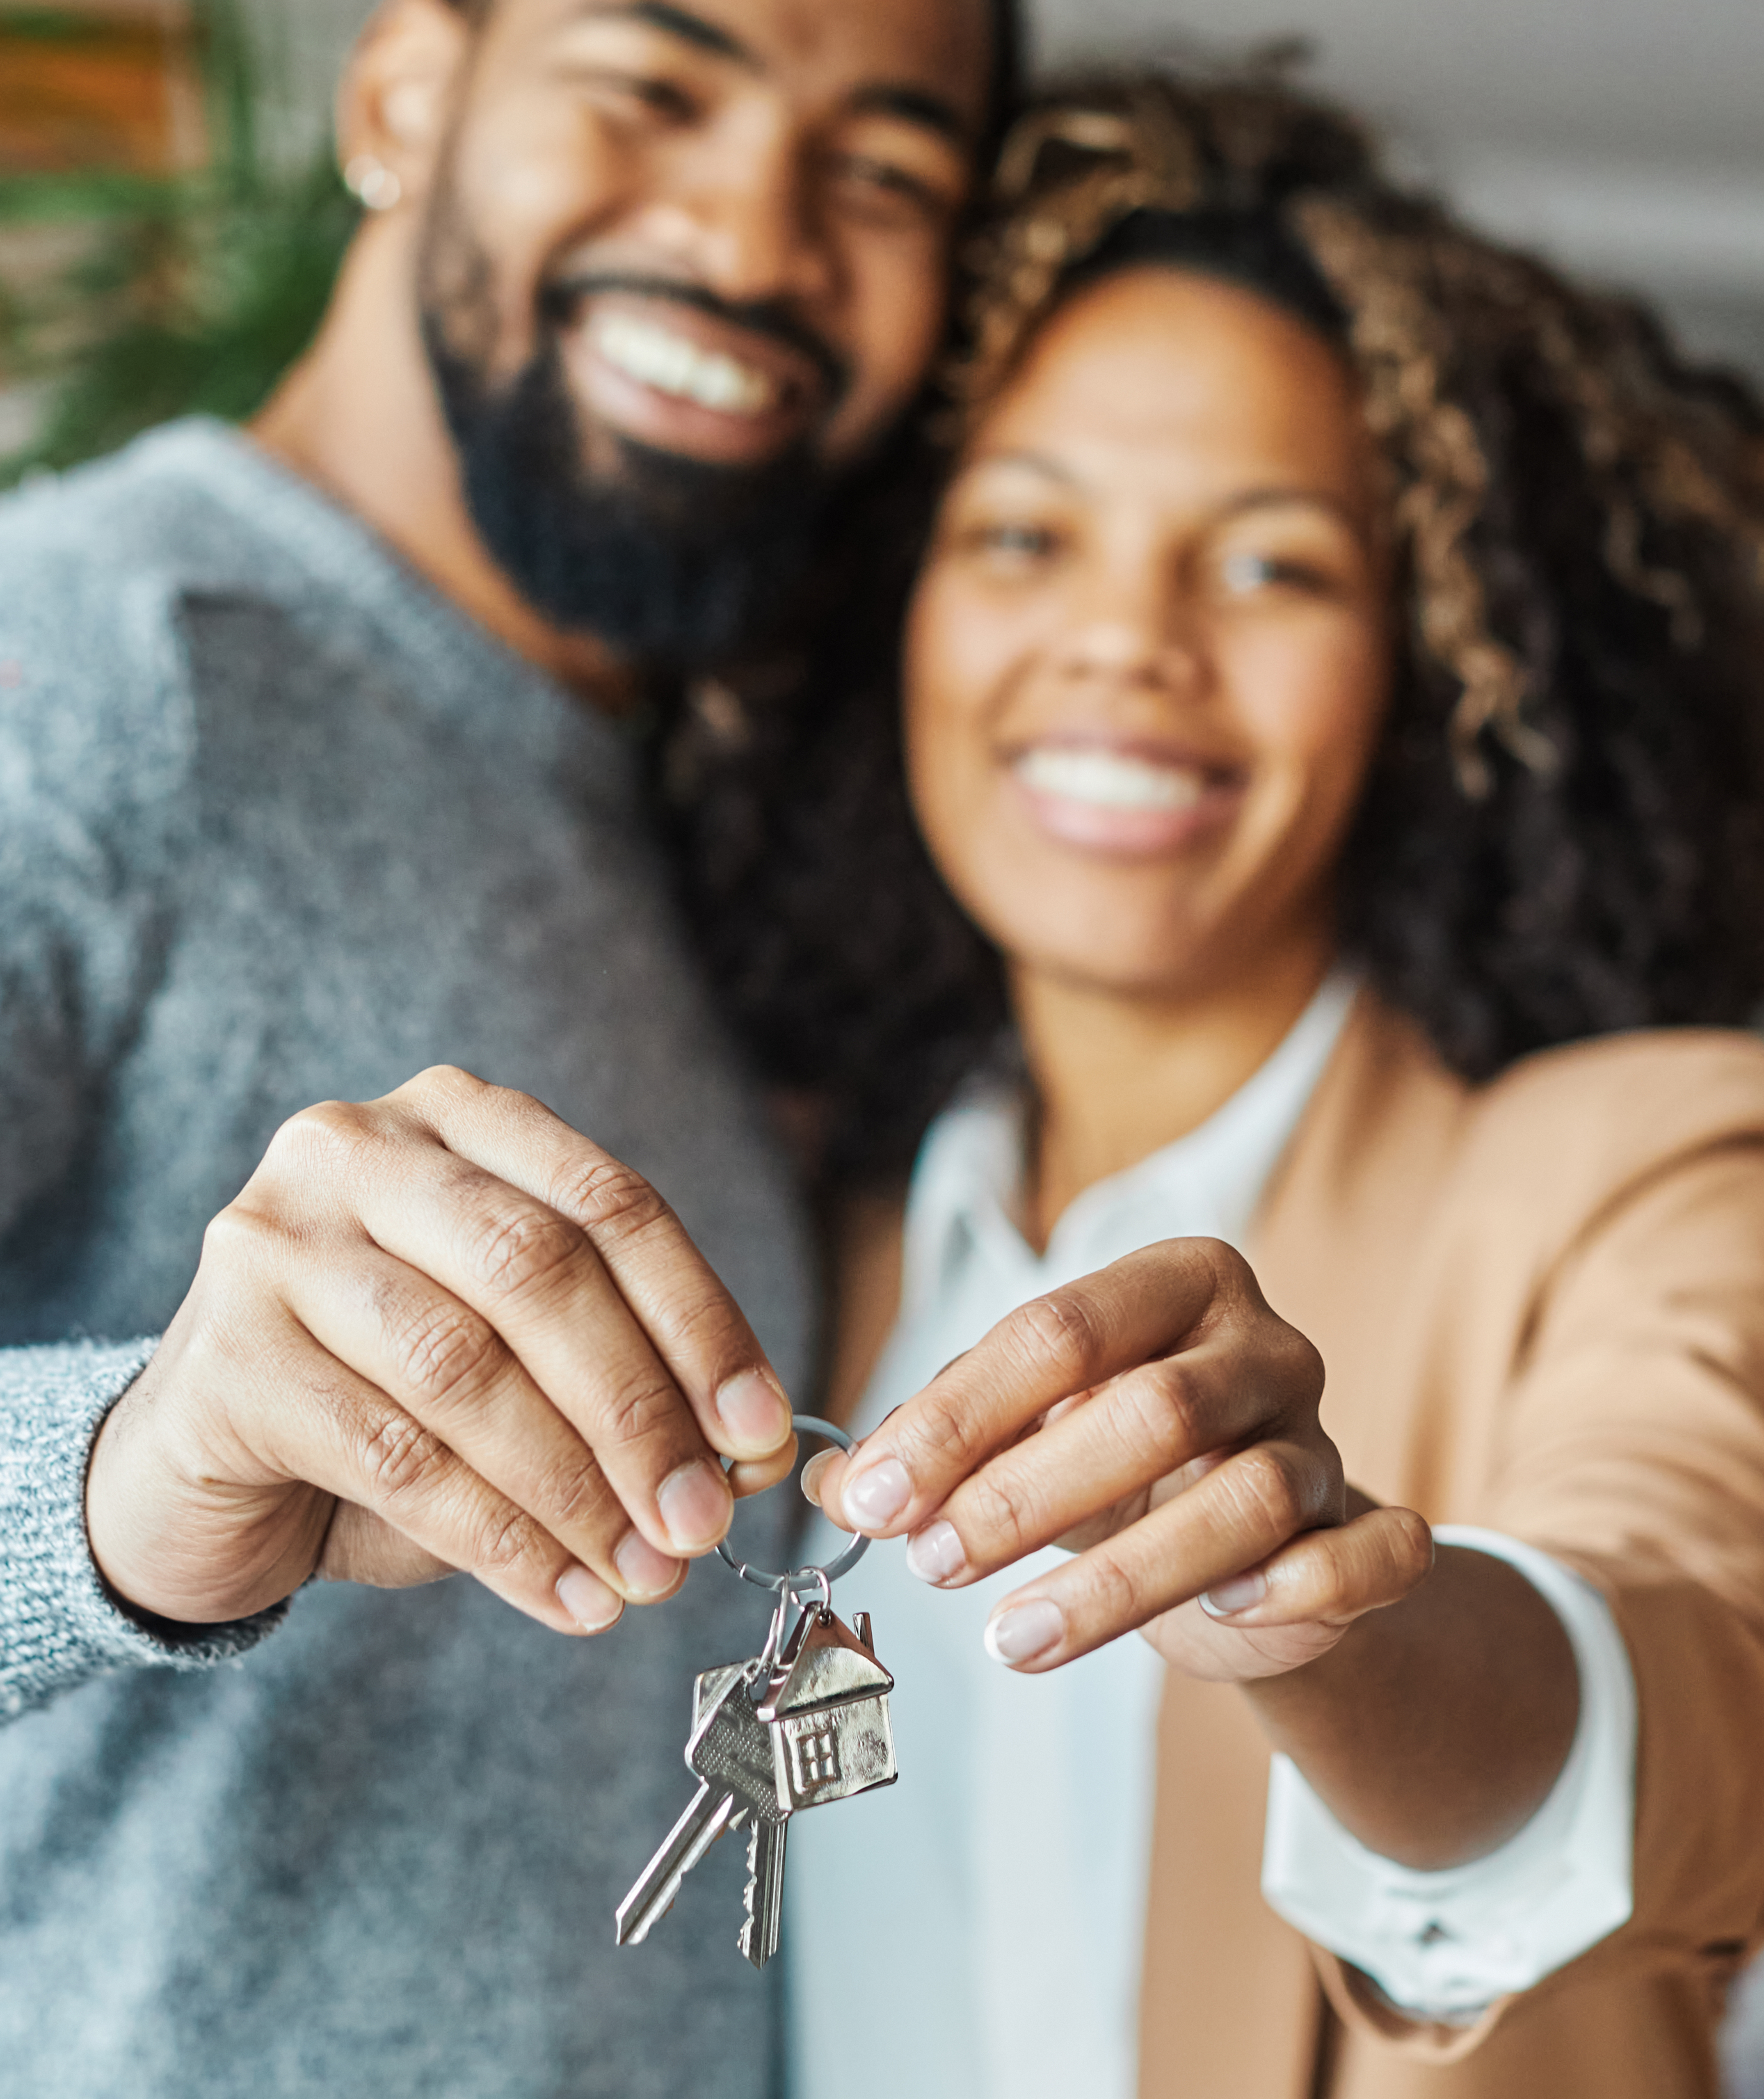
[961,268,1374,511]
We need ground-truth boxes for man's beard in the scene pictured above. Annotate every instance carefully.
[418,226,847,668]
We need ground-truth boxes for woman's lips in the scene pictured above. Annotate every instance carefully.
[563,296,824,467]
[1009,742,1243,855]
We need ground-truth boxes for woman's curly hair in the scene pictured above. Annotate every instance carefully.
[665,66,1764,1186]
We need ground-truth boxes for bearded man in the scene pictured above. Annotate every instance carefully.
[0,1,1010,2090]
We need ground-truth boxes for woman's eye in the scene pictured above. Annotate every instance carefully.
[969,521,1060,561]
[1219,550,1337,597]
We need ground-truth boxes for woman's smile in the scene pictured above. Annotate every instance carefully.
[1006,738,1245,856]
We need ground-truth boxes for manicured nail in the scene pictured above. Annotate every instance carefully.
[841,1458,911,1532]
[800,1450,836,1506]
[556,1564,623,1631]
[614,1529,683,1598]
[905,1520,966,1585]
[715,1369,791,1452]
[1200,1571,1269,1619]
[656,1458,731,1552]
[984,1598,1065,1666]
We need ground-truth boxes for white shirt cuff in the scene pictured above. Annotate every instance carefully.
[1259,1526,1635,2021]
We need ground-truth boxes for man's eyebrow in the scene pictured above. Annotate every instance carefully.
[574,1,757,69]
[850,83,973,148]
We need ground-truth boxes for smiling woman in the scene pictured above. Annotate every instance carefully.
[672,64,1764,2099]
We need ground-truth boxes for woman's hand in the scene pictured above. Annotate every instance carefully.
[806,1237,1432,1679]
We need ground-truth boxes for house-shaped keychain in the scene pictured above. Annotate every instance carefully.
[756,1606,897,1812]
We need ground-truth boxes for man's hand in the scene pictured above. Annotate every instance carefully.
[804,1237,1430,1679]
[87,1067,797,1637]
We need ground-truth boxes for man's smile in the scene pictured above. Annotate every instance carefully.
[558,288,841,468]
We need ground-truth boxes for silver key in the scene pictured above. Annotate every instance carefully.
[616,1603,898,1970]
[614,1665,781,1951]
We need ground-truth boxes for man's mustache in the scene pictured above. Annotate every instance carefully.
[538,271,851,414]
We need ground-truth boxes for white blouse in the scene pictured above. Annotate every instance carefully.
[786,979,1634,2099]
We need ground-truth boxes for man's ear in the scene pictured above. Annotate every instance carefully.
[336,0,474,210]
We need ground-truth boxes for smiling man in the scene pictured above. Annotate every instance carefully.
[0,0,1006,2091]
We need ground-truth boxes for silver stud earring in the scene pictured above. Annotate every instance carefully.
[343,155,402,212]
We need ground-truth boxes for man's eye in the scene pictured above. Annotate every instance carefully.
[830,153,948,222]
[577,69,697,122]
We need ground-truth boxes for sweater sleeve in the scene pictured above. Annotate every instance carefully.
[0,1340,288,1722]
[0,539,286,1719]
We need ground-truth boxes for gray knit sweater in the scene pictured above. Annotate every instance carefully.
[0,421,812,2097]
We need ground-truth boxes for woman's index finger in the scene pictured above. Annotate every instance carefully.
[834,1237,1234,1537]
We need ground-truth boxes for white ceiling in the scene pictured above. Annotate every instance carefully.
[1029,0,1764,373]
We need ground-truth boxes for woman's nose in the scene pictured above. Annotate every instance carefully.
[1051,562,1202,695]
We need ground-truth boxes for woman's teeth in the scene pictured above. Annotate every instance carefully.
[1015,746,1206,811]
[593,311,777,416]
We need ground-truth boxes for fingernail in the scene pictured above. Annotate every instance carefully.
[715,1369,791,1452]
[800,1450,835,1506]
[905,1520,966,1585]
[657,1458,732,1552]
[841,1458,912,1532]
[984,1598,1065,1666]
[615,1529,683,1598]
[556,1564,623,1631]
[1200,1571,1268,1619]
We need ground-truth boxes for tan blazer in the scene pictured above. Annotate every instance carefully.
[1138,994,1764,2099]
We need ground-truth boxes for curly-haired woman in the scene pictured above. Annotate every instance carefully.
[674,70,1764,2099]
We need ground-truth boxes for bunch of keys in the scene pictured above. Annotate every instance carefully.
[615,1416,896,1970]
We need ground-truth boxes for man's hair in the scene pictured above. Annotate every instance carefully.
[667,66,1764,1185]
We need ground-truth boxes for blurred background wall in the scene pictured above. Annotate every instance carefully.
[1,0,1762,2084]
[4,0,1764,482]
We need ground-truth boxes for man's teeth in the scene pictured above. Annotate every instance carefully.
[594,312,776,416]
[1016,746,1207,811]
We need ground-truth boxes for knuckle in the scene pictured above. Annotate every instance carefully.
[360,1411,453,1504]
[555,1152,673,1242]
[1008,1289,1103,1389]
[386,1295,505,1413]
[1084,1544,1149,1630]
[964,1466,1047,1559]
[593,1365,683,1452]
[471,1502,547,1578]
[1125,1358,1208,1465]
[536,1452,612,1531]
[198,1198,283,1276]
[1228,1445,1308,1541]
[263,1098,375,1182]
[465,1202,585,1301]
[401,1063,483,1106]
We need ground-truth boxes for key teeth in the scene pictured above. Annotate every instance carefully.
[738,1820,771,1970]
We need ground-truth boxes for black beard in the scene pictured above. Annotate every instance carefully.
[422,316,841,668]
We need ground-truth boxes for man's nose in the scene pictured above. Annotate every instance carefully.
[640,114,836,313]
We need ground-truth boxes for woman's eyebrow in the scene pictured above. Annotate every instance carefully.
[1214,485,1366,533]
[963,449,1082,487]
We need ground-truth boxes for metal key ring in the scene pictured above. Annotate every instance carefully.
[716,1414,869,1594]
